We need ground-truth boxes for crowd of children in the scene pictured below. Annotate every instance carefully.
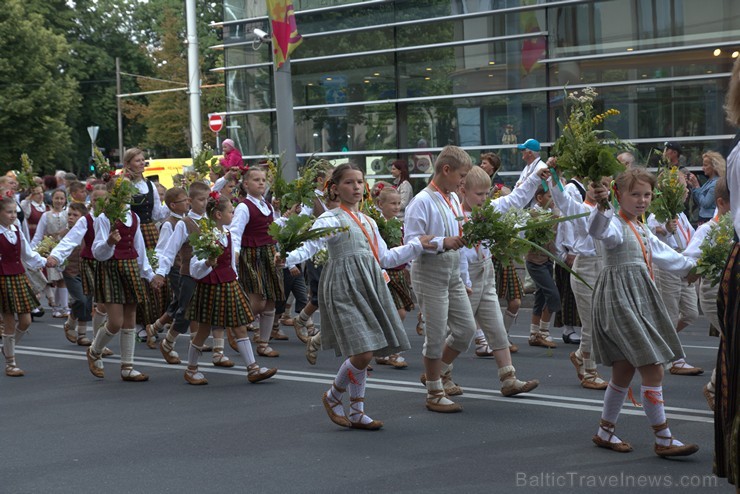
[1,122,738,485]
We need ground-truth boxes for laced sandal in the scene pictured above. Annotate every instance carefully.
[5,360,24,377]
[102,347,114,357]
[474,336,494,358]
[416,312,424,336]
[425,388,462,413]
[569,351,585,381]
[279,315,294,327]
[293,317,309,344]
[500,371,539,397]
[184,367,208,385]
[528,331,557,348]
[120,365,149,382]
[76,335,92,347]
[86,347,105,378]
[348,398,383,430]
[669,360,704,376]
[63,322,77,344]
[322,385,351,427]
[420,372,463,396]
[592,419,632,452]
[508,339,519,353]
[256,342,279,358]
[375,354,408,369]
[652,422,699,457]
[159,340,181,365]
[270,328,289,341]
[226,328,239,352]
[212,351,235,367]
[306,322,318,337]
[306,334,320,365]
[247,363,277,383]
[144,324,158,349]
[581,369,608,390]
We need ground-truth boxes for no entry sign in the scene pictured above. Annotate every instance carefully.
[208,114,223,133]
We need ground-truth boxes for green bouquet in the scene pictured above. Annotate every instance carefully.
[17,153,35,191]
[269,214,348,258]
[691,214,735,287]
[94,177,140,225]
[188,218,225,262]
[649,166,686,223]
[34,235,59,258]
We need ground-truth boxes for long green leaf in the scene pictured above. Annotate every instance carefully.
[516,212,589,232]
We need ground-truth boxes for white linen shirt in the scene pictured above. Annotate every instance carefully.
[0,223,46,270]
[92,211,154,281]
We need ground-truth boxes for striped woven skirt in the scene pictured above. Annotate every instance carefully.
[715,242,740,485]
[554,263,581,327]
[493,257,523,301]
[188,280,254,327]
[94,258,146,305]
[387,268,414,311]
[140,222,159,250]
[81,258,97,296]
[0,274,40,314]
[237,245,284,301]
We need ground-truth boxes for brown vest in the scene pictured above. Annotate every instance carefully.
[179,216,200,277]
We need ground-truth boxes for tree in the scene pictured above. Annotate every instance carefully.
[0,0,79,174]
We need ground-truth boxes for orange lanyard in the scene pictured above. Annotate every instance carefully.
[340,205,380,264]
[429,181,463,236]
[619,211,653,280]
[712,213,719,222]
[676,221,690,245]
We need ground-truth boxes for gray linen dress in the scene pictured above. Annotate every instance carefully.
[591,216,685,368]
[318,210,411,358]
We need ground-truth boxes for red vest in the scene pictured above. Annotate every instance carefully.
[0,232,25,275]
[27,204,47,240]
[241,198,276,248]
[112,214,139,260]
[202,232,236,284]
[81,214,95,260]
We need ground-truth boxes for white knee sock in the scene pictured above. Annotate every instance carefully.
[119,328,136,367]
[91,325,116,356]
[641,385,683,446]
[212,337,225,353]
[2,335,15,360]
[235,337,256,367]
[92,309,107,336]
[503,310,517,334]
[259,310,275,342]
[539,319,552,332]
[529,323,539,335]
[14,327,27,344]
[474,328,485,339]
[187,342,202,368]
[347,363,374,425]
[597,381,628,444]
[326,359,354,419]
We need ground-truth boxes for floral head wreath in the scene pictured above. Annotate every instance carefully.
[209,191,220,201]
[3,190,13,198]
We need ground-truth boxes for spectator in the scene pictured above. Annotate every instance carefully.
[43,175,58,206]
[687,151,726,224]
[55,170,67,190]
[219,139,244,170]
[617,151,637,169]
[389,160,413,218]
[515,139,547,189]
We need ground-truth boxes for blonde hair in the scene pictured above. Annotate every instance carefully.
[434,145,472,174]
[725,56,740,126]
[702,151,726,177]
[463,165,491,190]
[615,168,656,192]
[123,147,144,167]
[375,186,400,205]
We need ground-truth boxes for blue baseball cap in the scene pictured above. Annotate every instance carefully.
[517,139,541,152]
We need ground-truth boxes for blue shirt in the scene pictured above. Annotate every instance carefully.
[691,176,717,219]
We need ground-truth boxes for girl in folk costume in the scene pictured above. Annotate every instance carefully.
[20,184,48,241]
[230,167,284,358]
[370,184,411,369]
[0,195,49,376]
[714,57,740,489]
[646,175,702,376]
[31,188,70,318]
[85,178,155,382]
[121,148,169,339]
[547,171,611,390]
[285,164,434,430]
[587,168,698,457]
[456,166,539,395]
[186,195,276,385]
[48,187,112,355]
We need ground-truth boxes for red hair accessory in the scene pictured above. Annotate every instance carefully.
[85,183,93,192]
[209,191,220,200]
[376,183,385,191]
[3,190,13,198]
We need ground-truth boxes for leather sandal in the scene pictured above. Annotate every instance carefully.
[279,315,294,327]
[669,361,704,376]
[500,371,539,397]
[63,321,78,344]
[652,422,699,457]
[375,354,408,369]
[102,347,114,357]
[416,312,424,336]
[528,331,557,348]
[592,419,632,452]
[247,363,277,383]
[159,340,181,365]
[348,398,383,430]
[293,317,309,344]
[5,360,24,377]
[420,372,463,396]
[184,367,208,385]
[306,334,321,365]
[703,383,715,411]
[508,340,518,353]
[425,388,462,413]
[212,352,235,367]
[270,328,289,341]
[120,365,149,382]
[474,336,494,358]
[256,341,279,358]
[322,385,351,427]
[569,351,585,381]
[581,369,608,390]
[76,335,92,347]
[144,324,158,349]
[86,347,105,378]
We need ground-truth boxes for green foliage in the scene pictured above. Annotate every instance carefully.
[146,248,158,270]
[522,209,556,250]
[188,217,224,262]
[268,214,348,258]
[93,147,113,177]
[192,145,219,178]
[34,236,59,258]
[362,205,403,248]
[17,154,35,191]
[94,177,139,225]
[649,166,686,223]
[691,214,735,287]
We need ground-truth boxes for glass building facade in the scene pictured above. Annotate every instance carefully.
[215,0,740,182]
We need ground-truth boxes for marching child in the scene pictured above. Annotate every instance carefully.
[587,168,699,457]
[682,176,730,410]
[186,195,276,385]
[0,194,48,376]
[285,163,433,429]
[230,167,284,358]
[85,178,155,382]
[458,166,539,395]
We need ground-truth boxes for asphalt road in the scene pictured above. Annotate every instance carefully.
[1,306,734,494]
